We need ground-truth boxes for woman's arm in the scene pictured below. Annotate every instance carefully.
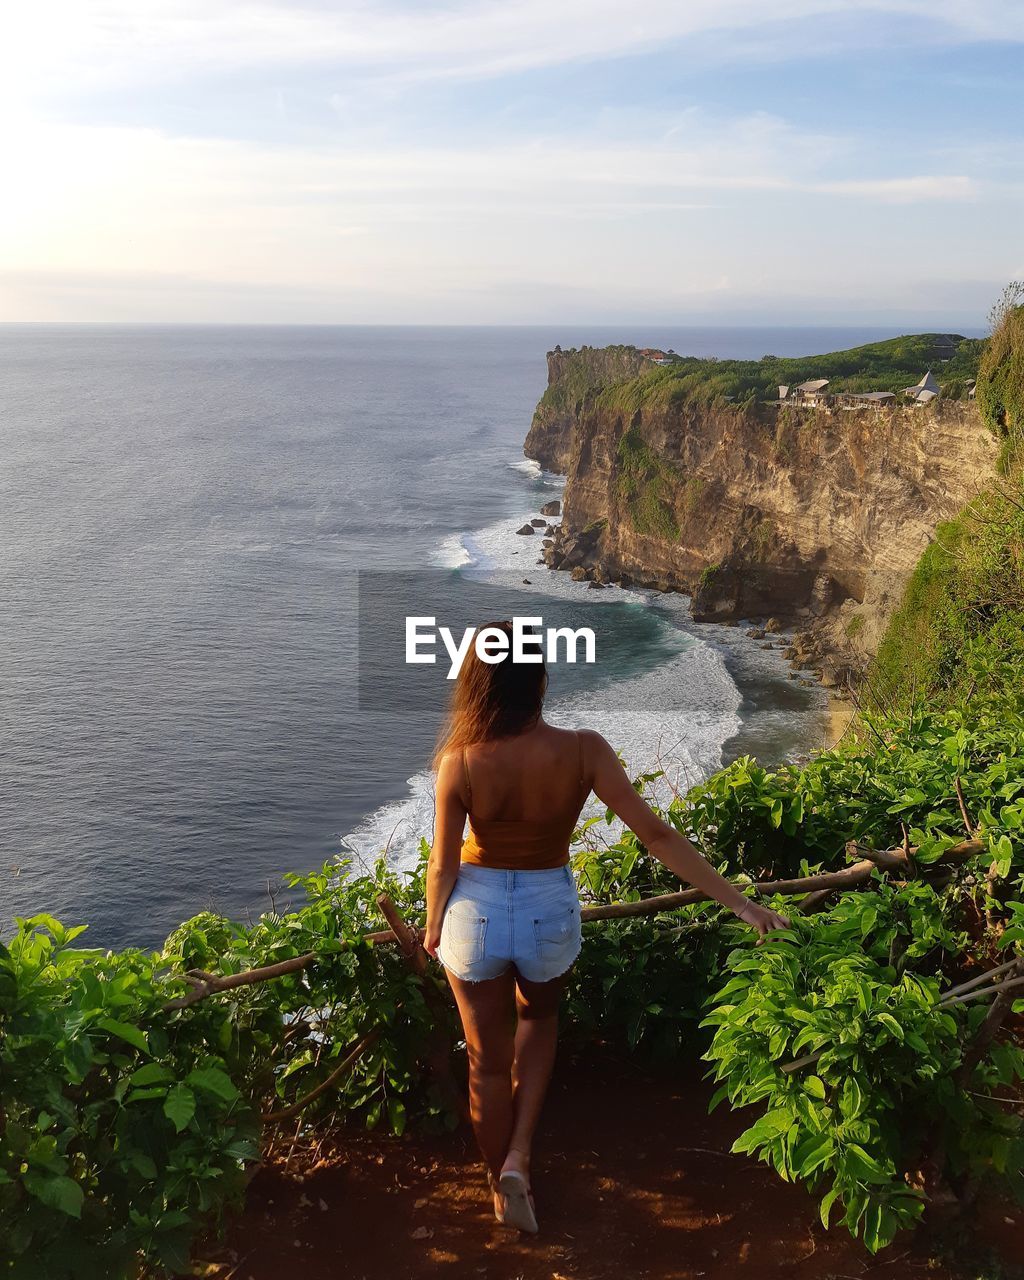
[423,751,467,957]
[584,731,789,939]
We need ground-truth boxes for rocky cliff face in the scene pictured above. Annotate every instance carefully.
[524,346,648,471]
[526,349,999,686]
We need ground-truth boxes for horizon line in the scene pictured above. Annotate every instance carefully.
[0,319,989,332]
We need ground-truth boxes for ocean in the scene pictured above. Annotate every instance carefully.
[0,323,894,949]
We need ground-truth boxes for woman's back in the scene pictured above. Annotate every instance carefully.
[459,725,587,869]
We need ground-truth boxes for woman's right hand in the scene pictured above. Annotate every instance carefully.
[734,901,790,941]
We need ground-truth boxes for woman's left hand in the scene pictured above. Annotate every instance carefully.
[735,902,790,941]
[422,926,441,958]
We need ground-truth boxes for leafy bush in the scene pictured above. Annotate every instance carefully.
[978,299,1024,446]
[0,856,451,1280]
[703,899,1024,1253]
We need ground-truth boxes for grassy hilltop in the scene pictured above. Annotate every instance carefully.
[542,333,986,416]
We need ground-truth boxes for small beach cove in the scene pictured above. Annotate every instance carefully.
[198,1046,1021,1280]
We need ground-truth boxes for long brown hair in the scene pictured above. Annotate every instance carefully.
[432,620,548,770]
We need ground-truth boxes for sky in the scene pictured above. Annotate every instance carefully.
[1,1,1022,326]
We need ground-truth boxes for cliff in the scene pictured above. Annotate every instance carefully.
[524,345,648,471]
[526,347,999,687]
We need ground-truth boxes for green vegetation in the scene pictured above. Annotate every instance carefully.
[615,426,680,539]
[532,344,641,421]
[751,518,775,561]
[977,288,1024,455]
[845,612,865,639]
[1,863,450,1279]
[681,474,706,514]
[871,304,1024,707]
[590,333,984,415]
[698,562,720,591]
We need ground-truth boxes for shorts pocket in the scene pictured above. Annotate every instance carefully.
[441,904,488,967]
[533,904,581,966]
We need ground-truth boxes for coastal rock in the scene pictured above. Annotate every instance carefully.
[587,579,605,589]
[745,627,766,639]
[516,524,535,535]
[542,538,553,547]
[540,500,561,516]
[809,573,835,617]
[530,517,547,527]
[570,566,590,582]
[764,617,782,633]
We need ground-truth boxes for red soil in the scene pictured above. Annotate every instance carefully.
[200,1047,1023,1280]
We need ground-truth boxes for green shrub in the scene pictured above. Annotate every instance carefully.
[978,296,1024,446]
[703,898,1024,1253]
[0,855,450,1280]
[615,426,680,539]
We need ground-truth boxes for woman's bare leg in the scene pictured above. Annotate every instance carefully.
[445,969,517,1181]
[502,971,567,1186]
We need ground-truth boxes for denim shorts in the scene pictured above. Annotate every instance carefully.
[438,863,582,984]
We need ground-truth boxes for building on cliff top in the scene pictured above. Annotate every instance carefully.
[903,370,941,403]
[793,378,830,406]
[836,390,897,410]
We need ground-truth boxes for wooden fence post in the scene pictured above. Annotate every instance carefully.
[376,893,468,1123]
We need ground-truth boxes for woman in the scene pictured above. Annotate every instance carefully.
[423,621,788,1233]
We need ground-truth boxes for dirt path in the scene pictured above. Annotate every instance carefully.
[202,1048,1022,1280]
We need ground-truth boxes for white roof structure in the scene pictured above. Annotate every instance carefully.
[856,391,896,402]
[795,378,829,393]
[903,370,941,400]
[778,384,789,399]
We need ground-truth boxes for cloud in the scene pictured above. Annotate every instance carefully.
[814,175,978,202]
[1,4,1019,322]
[0,115,977,270]
[0,114,995,319]
[4,0,1024,106]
